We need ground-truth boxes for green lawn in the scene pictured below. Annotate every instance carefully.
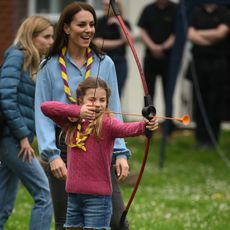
[4,129,230,230]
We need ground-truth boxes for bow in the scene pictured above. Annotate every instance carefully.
[109,0,156,225]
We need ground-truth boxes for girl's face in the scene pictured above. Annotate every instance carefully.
[82,87,107,112]
[33,26,54,56]
[64,10,95,49]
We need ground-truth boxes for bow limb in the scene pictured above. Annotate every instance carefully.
[109,0,148,96]
[109,0,156,225]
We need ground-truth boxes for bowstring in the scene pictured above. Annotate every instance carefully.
[92,2,111,104]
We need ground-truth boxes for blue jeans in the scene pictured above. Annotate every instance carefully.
[64,194,112,229]
[46,160,129,230]
[0,137,53,230]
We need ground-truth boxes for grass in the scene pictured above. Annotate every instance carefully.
[4,129,230,230]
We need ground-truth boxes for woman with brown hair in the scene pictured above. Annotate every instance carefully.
[35,2,131,230]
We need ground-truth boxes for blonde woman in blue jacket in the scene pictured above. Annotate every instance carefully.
[0,16,54,230]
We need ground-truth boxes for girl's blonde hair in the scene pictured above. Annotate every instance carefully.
[14,15,53,79]
[65,77,112,145]
[76,77,111,107]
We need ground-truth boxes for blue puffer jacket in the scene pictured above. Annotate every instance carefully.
[0,46,35,143]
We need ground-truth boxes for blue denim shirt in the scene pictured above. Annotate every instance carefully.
[35,51,131,163]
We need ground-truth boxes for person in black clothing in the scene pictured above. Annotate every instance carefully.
[137,0,177,136]
[222,5,230,122]
[188,4,230,149]
[94,0,132,97]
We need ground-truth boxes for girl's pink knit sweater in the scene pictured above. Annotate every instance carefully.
[41,101,145,196]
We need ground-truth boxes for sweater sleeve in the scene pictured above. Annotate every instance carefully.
[41,101,81,129]
[105,117,146,138]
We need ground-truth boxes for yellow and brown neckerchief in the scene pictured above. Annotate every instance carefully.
[59,46,94,150]
[59,46,93,103]
[68,120,96,152]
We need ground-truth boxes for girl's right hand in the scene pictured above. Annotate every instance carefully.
[80,104,97,120]
[18,137,35,163]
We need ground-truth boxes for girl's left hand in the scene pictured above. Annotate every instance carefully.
[145,117,158,131]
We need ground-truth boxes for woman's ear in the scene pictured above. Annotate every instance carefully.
[64,23,70,35]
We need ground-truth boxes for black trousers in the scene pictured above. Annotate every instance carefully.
[144,56,174,136]
[47,156,129,230]
[193,57,227,146]
[143,56,170,104]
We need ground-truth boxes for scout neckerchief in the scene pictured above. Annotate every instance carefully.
[68,120,96,151]
[59,46,93,103]
[59,46,94,151]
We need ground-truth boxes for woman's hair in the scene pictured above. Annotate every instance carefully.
[14,15,53,78]
[66,77,111,143]
[49,2,103,58]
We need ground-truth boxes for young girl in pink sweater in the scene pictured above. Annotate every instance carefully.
[41,77,158,230]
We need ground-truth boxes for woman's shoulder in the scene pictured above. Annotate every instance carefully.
[4,45,24,60]
[39,55,59,71]
[93,52,114,65]
[91,52,114,73]
[44,55,59,66]
[2,45,24,70]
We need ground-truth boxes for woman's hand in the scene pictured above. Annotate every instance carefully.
[116,158,129,182]
[18,137,35,163]
[145,116,158,131]
[50,157,67,180]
